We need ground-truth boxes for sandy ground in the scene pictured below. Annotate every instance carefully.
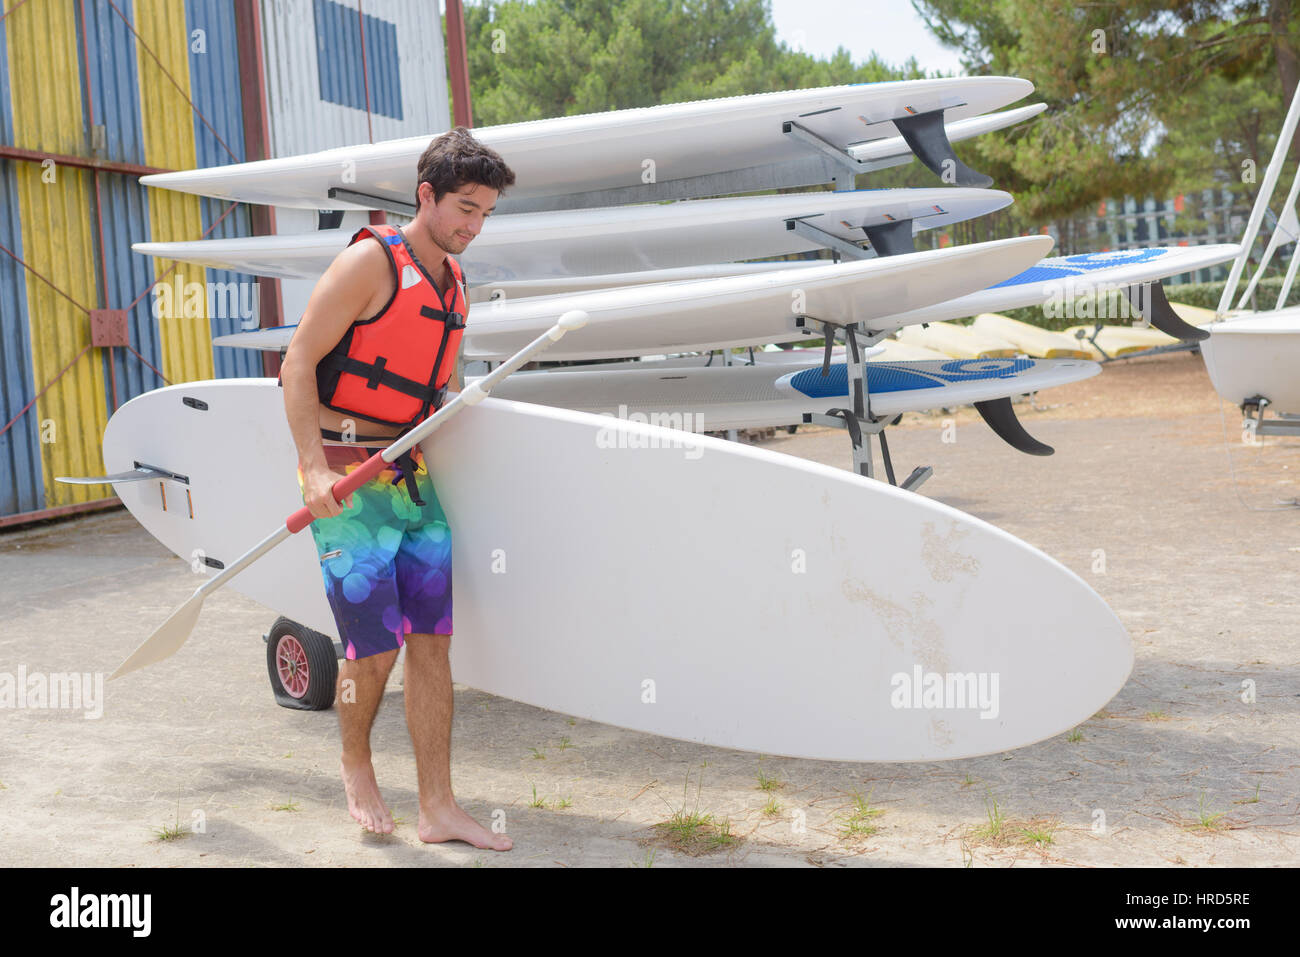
[1,350,1297,867]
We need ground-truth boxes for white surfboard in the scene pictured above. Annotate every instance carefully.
[132,188,1012,284]
[484,358,1100,431]
[210,235,1051,361]
[1200,307,1300,413]
[138,78,1035,209]
[210,242,1235,361]
[96,379,1131,762]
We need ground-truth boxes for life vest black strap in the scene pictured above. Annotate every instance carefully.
[322,353,443,403]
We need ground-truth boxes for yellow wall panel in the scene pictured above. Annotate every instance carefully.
[7,0,108,506]
[135,0,214,384]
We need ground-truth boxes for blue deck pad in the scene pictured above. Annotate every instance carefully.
[787,359,1035,399]
[989,248,1169,289]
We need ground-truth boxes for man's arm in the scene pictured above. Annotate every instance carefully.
[280,241,387,518]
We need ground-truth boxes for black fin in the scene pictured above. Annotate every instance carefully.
[863,219,915,257]
[1123,281,1210,341]
[974,398,1054,456]
[892,110,994,187]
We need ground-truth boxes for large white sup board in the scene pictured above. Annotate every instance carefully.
[484,358,1100,431]
[1200,308,1300,413]
[139,78,1034,208]
[98,380,1131,762]
[133,188,1012,283]
[210,243,1233,361]
[212,236,1051,362]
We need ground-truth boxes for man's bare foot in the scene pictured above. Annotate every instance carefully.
[340,757,394,834]
[418,801,513,850]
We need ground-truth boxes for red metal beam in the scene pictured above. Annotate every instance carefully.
[234,0,286,376]
[0,145,169,177]
[0,499,121,530]
[445,0,473,127]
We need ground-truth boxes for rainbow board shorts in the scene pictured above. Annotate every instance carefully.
[297,442,453,659]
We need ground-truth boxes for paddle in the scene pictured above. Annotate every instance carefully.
[109,310,589,680]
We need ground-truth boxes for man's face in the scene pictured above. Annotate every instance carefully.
[419,182,498,255]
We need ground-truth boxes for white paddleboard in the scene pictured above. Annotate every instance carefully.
[138,78,1034,208]
[100,379,1131,762]
[485,358,1100,431]
[210,242,1233,361]
[1200,307,1300,413]
[132,188,1012,283]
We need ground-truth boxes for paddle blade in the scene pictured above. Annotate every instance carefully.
[109,590,206,680]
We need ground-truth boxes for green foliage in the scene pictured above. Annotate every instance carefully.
[911,0,1299,228]
[458,0,929,126]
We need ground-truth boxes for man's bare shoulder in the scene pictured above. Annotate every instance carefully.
[324,232,391,286]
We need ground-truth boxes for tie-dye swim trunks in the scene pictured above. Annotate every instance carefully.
[298,438,453,660]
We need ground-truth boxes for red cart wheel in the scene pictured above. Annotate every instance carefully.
[265,617,338,711]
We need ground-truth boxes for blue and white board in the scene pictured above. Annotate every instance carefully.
[211,242,1233,362]
[485,358,1100,431]
[885,246,1240,329]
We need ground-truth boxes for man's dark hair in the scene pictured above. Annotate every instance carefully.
[415,126,516,210]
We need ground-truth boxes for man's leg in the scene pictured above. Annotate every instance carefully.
[338,648,399,834]
[404,633,512,850]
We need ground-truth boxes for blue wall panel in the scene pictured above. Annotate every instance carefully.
[314,0,403,120]
[186,0,262,379]
[0,9,45,515]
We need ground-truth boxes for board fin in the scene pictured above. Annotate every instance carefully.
[974,398,1054,456]
[55,463,190,485]
[892,110,994,188]
[1123,281,1210,341]
[863,219,915,257]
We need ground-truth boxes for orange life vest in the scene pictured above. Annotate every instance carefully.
[316,224,468,429]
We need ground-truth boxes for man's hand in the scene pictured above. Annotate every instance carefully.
[301,462,354,519]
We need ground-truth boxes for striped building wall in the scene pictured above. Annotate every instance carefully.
[4,0,109,513]
[1,0,449,525]
[0,1,41,516]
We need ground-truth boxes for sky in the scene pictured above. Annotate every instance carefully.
[767,0,965,74]
[446,1,968,76]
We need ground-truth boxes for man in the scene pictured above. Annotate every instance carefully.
[280,127,516,851]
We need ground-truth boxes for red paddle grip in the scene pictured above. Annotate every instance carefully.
[285,451,388,533]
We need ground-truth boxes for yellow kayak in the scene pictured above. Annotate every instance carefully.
[895,321,1019,359]
[971,313,1093,359]
[1062,323,1180,358]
